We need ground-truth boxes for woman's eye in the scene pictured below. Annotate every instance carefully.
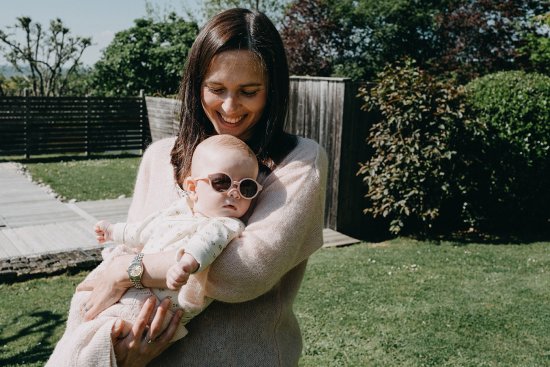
[207,87,224,94]
[241,90,258,97]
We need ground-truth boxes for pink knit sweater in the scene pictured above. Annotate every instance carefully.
[52,136,327,367]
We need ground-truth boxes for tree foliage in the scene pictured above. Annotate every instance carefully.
[281,0,350,76]
[520,12,550,75]
[202,0,288,26]
[0,17,91,96]
[357,59,472,234]
[91,13,198,96]
[431,0,548,82]
[281,0,548,82]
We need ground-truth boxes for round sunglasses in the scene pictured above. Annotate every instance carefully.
[195,173,263,200]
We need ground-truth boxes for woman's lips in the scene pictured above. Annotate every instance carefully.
[217,112,245,125]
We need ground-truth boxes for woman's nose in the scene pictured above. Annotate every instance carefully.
[221,95,239,113]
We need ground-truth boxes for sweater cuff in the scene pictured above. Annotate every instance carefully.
[111,223,127,244]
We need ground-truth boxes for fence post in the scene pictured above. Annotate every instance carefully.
[85,95,90,156]
[139,89,145,153]
[23,88,30,159]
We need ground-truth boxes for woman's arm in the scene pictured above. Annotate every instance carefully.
[120,138,327,304]
[76,250,178,320]
[202,139,328,302]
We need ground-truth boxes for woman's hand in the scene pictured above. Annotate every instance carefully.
[76,255,133,320]
[111,296,183,367]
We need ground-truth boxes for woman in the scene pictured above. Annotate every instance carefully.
[76,8,327,366]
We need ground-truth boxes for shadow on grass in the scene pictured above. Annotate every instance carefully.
[0,310,65,365]
[416,228,550,246]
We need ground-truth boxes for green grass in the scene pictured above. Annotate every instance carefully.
[24,157,141,201]
[297,239,550,367]
[1,240,549,366]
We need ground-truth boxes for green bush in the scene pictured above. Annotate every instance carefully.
[466,71,550,163]
[357,59,472,234]
[464,70,550,232]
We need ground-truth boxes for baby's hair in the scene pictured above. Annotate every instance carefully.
[188,135,259,180]
[196,135,256,160]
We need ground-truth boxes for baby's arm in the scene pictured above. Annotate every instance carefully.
[166,218,244,290]
[165,252,199,290]
[94,220,113,244]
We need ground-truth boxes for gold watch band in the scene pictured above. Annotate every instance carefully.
[128,252,144,289]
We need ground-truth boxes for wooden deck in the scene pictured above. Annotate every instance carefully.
[0,163,359,260]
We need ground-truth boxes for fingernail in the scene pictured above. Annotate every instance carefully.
[114,319,122,330]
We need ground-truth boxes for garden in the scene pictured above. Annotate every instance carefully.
[1,1,549,366]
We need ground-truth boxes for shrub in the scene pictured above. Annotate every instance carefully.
[464,71,550,232]
[357,59,472,235]
[466,71,550,163]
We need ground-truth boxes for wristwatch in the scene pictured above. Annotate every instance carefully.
[127,253,144,289]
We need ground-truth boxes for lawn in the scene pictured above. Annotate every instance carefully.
[24,157,141,201]
[1,239,549,367]
[5,158,550,366]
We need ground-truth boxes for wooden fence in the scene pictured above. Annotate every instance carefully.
[0,79,375,239]
[146,77,374,239]
[0,96,149,157]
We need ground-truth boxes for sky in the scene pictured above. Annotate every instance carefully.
[0,0,201,66]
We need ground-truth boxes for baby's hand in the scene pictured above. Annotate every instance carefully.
[94,220,112,244]
[166,253,199,290]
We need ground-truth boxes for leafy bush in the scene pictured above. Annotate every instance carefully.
[464,71,550,232]
[466,71,550,163]
[357,59,471,234]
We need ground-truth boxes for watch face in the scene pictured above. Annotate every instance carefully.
[129,264,143,277]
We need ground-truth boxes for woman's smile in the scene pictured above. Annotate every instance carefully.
[218,112,246,125]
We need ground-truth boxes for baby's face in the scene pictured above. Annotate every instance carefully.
[190,150,259,218]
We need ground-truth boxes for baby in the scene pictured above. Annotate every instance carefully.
[94,134,262,339]
[47,135,262,366]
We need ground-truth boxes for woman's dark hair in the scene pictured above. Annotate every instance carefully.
[171,8,297,182]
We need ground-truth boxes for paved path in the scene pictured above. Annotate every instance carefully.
[0,162,359,279]
[0,163,133,258]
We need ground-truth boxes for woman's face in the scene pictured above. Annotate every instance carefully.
[201,50,268,140]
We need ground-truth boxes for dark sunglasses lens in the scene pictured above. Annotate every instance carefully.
[209,173,232,192]
[239,179,259,198]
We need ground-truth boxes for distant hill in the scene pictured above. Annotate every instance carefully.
[0,65,29,77]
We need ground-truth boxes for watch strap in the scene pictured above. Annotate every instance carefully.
[128,252,144,289]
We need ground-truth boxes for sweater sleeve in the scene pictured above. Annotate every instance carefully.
[127,148,152,223]
[200,139,328,303]
[111,212,158,249]
[127,138,177,223]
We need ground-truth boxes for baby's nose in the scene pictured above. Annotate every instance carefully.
[227,187,241,199]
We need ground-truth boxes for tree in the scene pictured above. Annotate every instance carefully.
[0,17,91,96]
[519,12,550,75]
[281,0,372,78]
[91,13,198,96]
[202,0,288,26]
[281,0,444,80]
[281,0,548,81]
[431,0,549,82]
[0,73,32,96]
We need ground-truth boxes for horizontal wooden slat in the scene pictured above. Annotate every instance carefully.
[0,96,149,156]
